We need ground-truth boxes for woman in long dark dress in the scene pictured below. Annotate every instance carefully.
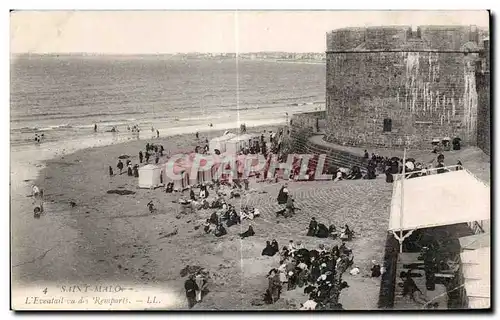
[277,184,289,205]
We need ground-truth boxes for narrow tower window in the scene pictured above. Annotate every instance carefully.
[383,118,392,132]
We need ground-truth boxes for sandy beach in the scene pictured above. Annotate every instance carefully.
[11,121,293,307]
[11,114,492,310]
[11,117,395,310]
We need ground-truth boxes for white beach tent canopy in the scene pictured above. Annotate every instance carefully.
[389,169,490,232]
[138,164,163,189]
[224,133,258,154]
[209,133,237,153]
[460,247,490,309]
[388,169,490,250]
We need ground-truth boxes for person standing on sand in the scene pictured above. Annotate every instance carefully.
[268,269,282,303]
[195,272,206,303]
[139,151,143,163]
[196,132,199,139]
[117,160,124,174]
[156,130,159,138]
[184,275,199,309]
[94,124,97,132]
[109,166,113,176]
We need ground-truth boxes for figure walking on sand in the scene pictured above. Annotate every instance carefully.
[184,275,199,309]
[94,124,97,132]
[156,129,160,138]
[117,160,124,174]
[139,151,143,163]
[31,184,43,200]
[195,272,207,303]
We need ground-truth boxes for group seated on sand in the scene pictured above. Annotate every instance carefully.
[203,203,260,238]
[306,218,354,241]
[261,240,384,310]
[262,241,356,310]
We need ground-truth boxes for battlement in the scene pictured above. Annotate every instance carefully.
[327,25,484,52]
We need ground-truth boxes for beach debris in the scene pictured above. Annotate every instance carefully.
[107,189,136,195]
[158,228,178,239]
[118,155,130,159]
[349,267,360,275]
[251,298,265,306]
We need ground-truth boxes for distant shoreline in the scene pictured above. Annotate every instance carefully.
[11,53,326,64]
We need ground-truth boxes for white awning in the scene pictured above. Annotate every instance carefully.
[389,170,490,231]
[461,247,490,309]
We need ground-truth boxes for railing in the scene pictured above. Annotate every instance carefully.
[392,165,462,180]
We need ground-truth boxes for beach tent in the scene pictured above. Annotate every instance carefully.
[164,153,220,187]
[224,134,258,155]
[211,153,238,182]
[209,133,237,153]
[196,167,213,184]
[388,168,490,249]
[138,164,163,189]
[460,247,490,309]
[162,154,193,190]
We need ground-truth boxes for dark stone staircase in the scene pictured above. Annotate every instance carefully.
[305,136,368,171]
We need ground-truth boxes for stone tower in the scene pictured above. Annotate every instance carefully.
[325,25,488,148]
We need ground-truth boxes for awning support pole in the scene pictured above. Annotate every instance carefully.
[392,229,415,253]
[399,147,407,253]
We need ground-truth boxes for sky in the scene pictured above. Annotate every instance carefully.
[10,10,490,54]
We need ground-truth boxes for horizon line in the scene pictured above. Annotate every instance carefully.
[10,51,328,55]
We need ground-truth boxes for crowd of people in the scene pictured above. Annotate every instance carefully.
[263,241,358,310]
[111,126,466,310]
[108,142,165,178]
